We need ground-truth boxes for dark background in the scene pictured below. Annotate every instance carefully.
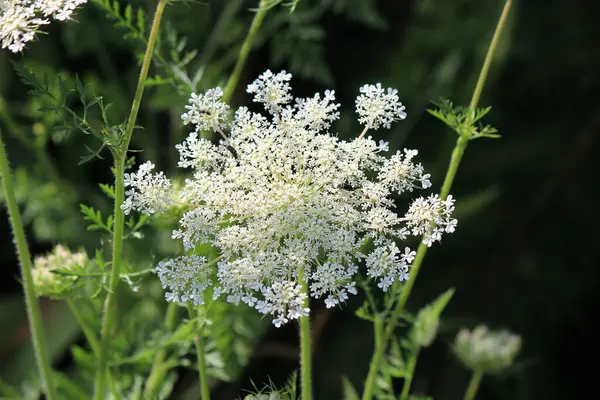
[1,0,599,399]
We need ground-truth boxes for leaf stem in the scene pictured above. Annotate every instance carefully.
[188,304,211,400]
[93,0,168,398]
[399,348,419,400]
[298,266,313,400]
[361,1,512,398]
[222,0,269,103]
[463,370,484,400]
[0,130,57,399]
[144,303,179,397]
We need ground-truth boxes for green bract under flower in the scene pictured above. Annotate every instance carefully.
[122,70,458,326]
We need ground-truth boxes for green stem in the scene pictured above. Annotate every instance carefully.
[66,299,118,397]
[399,348,419,400]
[188,305,210,400]
[222,0,269,103]
[361,2,512,399]
[66,299,100,356]
[0,131,56,399]
[144,303,179,397]
[469,0,513,111]
[93,0,168,398]
[298,266,313,400]
[463,370,484,400]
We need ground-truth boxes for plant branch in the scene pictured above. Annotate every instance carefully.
[0,130,57,399]
[93,0,169,398]
[361,1,513,398]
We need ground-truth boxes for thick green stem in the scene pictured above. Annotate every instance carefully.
[0,131,57,399]
[298,266,313,400]
[399,348,419,400]
[361,2,512,399]
[188,305,210,400]
[144,303,179,397]
[93,0,168,398]
[463,370,484,400]
[222,0,269,103]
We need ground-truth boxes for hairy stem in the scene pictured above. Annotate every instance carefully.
[222,0,269,103]
[0,131,56,399]
[361,1,512,398]
[298,266,313,400]
[463,370,484,400]
[144,303,179,397]
[93,0,168,398]
[188,305,211,400]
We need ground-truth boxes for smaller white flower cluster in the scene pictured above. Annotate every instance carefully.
[32,244,87,297]
[403,194,457,246]
[181,88,230,134]
[122,70,458,326]
[122,161,172,216]
[355,83,407,130]
[156,255,212,306]
[454,325,522,373]
[1,0,87,53]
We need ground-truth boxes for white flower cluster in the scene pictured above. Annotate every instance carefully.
[123,70,457,326]
[355,83,407,129]
[1,0,86,53]
[32,244,87,297]
[122,161,172,216]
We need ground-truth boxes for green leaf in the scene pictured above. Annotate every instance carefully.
[341,376,360,400]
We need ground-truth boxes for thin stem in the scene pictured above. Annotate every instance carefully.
[0,131,56,399]
[93,0,168,398]
[463,370,484,400]
[222,0,269,103]
[399,348,419,400]
[361,2,513,398]
[470,0,513,110]
[144,303,179,397]
[188,305,210,400]
[358,127,369,139]
[66,299,118,397]
[298,266,313,400]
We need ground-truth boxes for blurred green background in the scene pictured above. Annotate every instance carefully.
[1,0,599,399]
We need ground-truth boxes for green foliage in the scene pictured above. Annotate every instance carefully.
[428,99,500,140]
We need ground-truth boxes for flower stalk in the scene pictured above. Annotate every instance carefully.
[361,1,513,398]
[188,305,211,400]
[222,0,269,103]
[0,130,57,399]
[93,0,168,398]
[298,266,313,400]
[463,370,483,400]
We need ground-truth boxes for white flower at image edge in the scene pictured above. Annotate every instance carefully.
[122,70,458,326]
[1,0,87,53]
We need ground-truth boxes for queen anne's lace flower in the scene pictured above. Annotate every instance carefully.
[247,69,293,113]
[403,194,458,246]
[181,88,230,133]
[124,71,457,326]
[1,0,86,53]
[156,255,212,306]
[356,83,407,130]
[32,244,87,297]
[121,161,173,216]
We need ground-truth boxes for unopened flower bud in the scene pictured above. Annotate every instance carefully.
[32,245,87,298]
[454,325,521,373]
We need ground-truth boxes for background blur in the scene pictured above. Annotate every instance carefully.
[1,0,599,399]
